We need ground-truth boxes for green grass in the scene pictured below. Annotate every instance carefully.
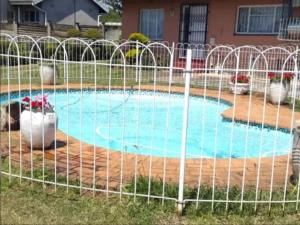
[0,62,137,86]
[285,97,300,112]
[0,62,181,88]
[2,158,300,225]
[1,176,175,225]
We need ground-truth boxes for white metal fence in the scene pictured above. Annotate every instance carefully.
[1,33,300,214]
[278,17,300,42]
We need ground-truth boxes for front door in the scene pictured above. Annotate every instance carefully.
[179,5,208,58]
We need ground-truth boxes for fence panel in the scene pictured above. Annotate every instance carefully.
[0,33,300,214]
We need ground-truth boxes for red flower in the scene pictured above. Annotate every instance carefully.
[268,71,294,82]
[231,74,249,84]
[22,94,53,111]
[283,72,294,81]
[268,72,276,79]
[37,101,43,108]
[31,101,37,108]
[22,96,30,103]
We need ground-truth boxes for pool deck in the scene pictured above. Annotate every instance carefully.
[1,84,300,191]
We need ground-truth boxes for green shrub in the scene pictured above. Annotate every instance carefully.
[125,48,140,65]
[125,48,139,59]
[83,28,102,40]
[93,45,117,60]
[43,42,58,58]
[128,32,150,44]
[0,40,10,53]
[100,9,122,23]
[0,40,11,65]
[67,29,81,38]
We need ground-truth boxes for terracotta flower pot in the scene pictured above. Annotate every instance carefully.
[229,82,250,95]
[268,82,289,104]
[20,110,58,149]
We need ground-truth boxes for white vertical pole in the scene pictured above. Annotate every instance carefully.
[177,48,192,215]
[135,41,139,82]
[169,42,175,84]
[64,43,67,84]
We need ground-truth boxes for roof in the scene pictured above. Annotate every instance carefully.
[9,0,111,13]
[9,0,34,5]
[94,1,111,13]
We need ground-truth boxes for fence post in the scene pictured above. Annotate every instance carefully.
[63,43,67,84]
[169,42,175,84]
[135,41,139,82]
[177,48,192,215]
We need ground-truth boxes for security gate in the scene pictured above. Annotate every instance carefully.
[179,4,208,58]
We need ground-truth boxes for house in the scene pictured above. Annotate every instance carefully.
[0,0,110,27]
[122,0,300,46]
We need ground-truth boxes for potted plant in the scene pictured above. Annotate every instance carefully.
[229,74,250,95]
[268,72,294,104]
[40,63,57,85]
[20,94,57,149]
[40,43,59,85]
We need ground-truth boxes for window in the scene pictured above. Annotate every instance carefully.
[140,9,164,40]
[236,5,282,34]
[293,0,300,7]
[23,10,40,23]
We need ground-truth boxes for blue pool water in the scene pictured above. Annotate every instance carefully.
[0,90,293,158]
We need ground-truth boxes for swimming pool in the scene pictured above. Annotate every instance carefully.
[0,89,293,158]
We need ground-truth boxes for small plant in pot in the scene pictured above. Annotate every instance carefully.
[229,74,250,95]
[268,72,294,104]
[20,94,58,149]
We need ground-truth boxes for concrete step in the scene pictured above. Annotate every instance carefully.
[17,24,47,37]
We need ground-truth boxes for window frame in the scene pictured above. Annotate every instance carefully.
[139,8,164,41]
[293,0,300,7]
[235,4,282,35]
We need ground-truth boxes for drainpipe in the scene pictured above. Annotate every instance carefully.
[32,2,47,26]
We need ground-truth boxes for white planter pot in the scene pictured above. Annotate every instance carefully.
[268,82,289,104]
[40,65,56,85]
[20,110,58,149]
[229,82,250,95]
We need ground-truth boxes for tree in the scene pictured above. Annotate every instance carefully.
[100,10,122,23]
[103,0,122,14]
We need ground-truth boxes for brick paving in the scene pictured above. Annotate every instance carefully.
[1,84,299,191]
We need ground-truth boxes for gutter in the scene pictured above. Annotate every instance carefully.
[32,2,47,26]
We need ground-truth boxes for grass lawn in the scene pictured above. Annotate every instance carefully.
[0,62,181,91]
[2,161,300,225]
[2,175,300,225]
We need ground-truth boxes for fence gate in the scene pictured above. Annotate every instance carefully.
[179,4,208,58]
